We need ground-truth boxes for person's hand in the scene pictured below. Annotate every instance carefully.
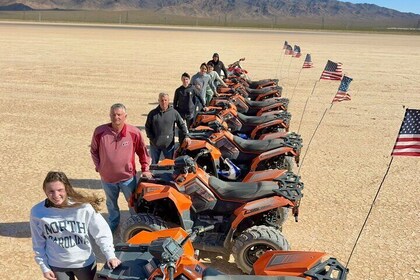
[43,271,57,280]
[203,107,209,112]
[107,257,122,270]
[141,171,153,179]
[184,137,192,147]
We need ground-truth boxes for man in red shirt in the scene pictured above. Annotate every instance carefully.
[90,103,152,232]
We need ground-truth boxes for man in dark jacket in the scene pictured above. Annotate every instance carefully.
[208,53,228,78]
[145,92,191,164]
[173,72,207,128]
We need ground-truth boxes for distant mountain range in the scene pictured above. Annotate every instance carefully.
[0,0,419,28]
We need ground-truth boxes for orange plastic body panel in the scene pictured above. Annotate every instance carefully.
[250,146,295,171]
[159,158,175,166]
[185,139,222,159]
[250,119,288,139]
[260,110,285,116]
[242,169,287,182]
[127,228,194,256]
[253,251,326,277]
[138,183,192,214]
[254,91,281,101]
[127,228,207,280]
[231,196,293,228]
[256,103,287,116]
[259,131,289,140]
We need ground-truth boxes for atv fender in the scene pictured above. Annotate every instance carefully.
[258,131,289,140]
[140,183,192,214]
[250,146,296,171]
[253,251,326,276]
[256,103,288,116]
[250,120,288,139]
[231,196,293,229]
[242,169,288,183]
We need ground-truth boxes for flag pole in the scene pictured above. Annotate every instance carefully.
[309,79,319,95]
[276,51,284,79]
[346,106,407,268]
[287,55,293,79]
[345,156,394,268]
[297,107,328,175]
[297,80,318,133]
[289,67,303,102]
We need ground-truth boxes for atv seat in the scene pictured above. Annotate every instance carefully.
[245,85,281,95]
[247,98,289,109]
[233,135,290,152]
[208,176,281,202]
[237,112,288,125]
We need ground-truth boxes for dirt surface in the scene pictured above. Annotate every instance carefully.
[0,22,419,279]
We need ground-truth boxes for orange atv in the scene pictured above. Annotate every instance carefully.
[217,81,282,101]
[120,155,304,273]
[227,57,280,89]
[211,93,289,116]
[176,124,302,180]
[99,226,348,279]
[193,102,291,140]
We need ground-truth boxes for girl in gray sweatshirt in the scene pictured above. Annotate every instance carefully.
[30,171,121,280]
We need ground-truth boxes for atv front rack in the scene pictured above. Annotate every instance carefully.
[304,257,348,280]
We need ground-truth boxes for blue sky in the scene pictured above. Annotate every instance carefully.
[338,0,420,14]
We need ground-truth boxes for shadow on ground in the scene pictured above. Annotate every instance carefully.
[0,221,31,238]
[70,178,102,190]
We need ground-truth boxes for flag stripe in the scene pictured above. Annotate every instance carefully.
[391,109,420,157]
[391,152,420,156]
[332,75,353,103]
[321,60,342,80]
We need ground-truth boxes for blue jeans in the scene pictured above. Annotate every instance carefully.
[150,144,175,164]
[101,177,137,232]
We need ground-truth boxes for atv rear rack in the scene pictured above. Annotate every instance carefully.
[273,172,304,202]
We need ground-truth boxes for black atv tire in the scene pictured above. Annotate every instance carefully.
[232,225,290,274]
[277,207,289,230]
[284,156,294,172]
[120,213,168,242]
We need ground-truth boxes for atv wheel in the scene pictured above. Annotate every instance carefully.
[232,225,290,274]
[120,213,167,242]
[284,156,294,172]
[277,207,289,230]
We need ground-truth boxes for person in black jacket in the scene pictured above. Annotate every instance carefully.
[173,72,207,128]
[145,92,191,164]
[208,53,228,78]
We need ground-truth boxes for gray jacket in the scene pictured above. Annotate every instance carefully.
[145,106,189,149]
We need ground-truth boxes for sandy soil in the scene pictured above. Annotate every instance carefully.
[0,22,419,279]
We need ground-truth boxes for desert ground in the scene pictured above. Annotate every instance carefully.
[0,21,419,279]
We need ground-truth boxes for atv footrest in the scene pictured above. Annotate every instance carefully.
[194,232,226,253]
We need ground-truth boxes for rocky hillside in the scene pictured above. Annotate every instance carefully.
[0,0,418,19]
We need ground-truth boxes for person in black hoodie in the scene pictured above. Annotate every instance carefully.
[173,72,207,128]
[208,53,228,78]
[145,92,191,164]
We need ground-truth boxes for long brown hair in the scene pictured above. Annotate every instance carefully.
[43,171,103,212]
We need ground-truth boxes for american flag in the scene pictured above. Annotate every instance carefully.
[391,109,420,157]
[332,75,352,103]
[302,54,313,68]
[320,60,343,80]
[293,45,302,58]
[283,40,288,49]
[285,44,294,55]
